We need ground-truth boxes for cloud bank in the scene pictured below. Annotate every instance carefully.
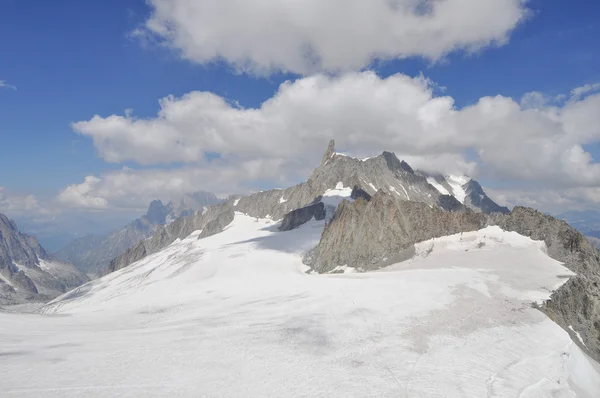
[68,72,600,212]
[137,0,529,75]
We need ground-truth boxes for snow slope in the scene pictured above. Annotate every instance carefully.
[1,214,599,397]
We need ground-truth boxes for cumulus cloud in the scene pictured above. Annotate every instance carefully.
[0,80,17,90]
[136,0,529,75]
[486,186,600,214]
[0,187,49,215]
[57,176,109,210]
[570,83,600,100]
[55,158,309,212]
[73,72,600,194]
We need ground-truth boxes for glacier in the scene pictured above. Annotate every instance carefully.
[1,213,599,397]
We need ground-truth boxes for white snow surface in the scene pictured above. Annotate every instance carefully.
[321,182,353,209]
[426,177,451,196]
[570,325,587,347]
[37,260,55,271]
[445,174,471,204]
[426,175,471,204]
[1,216,599,397]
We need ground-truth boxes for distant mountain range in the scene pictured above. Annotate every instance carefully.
[0,213,88,304]
[54,192,222,277]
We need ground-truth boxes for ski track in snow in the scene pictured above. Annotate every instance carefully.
[1,214,599,397]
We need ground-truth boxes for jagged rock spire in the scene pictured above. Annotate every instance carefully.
[321,139,335,166]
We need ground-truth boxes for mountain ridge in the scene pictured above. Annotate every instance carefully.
[0,213,88,304]
[54,192,221,277]
[106,140,508,275]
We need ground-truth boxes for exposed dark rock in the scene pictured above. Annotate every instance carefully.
[438,194,465,212]
[350,186,371,202]
[399,160,414,174]
[11,271,38,294]
[280,202,326,231]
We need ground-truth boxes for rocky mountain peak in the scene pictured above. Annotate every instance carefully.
[0,213,47,268]
[0,212,88,304]
[145,200,171,225]
[321,139,336,166]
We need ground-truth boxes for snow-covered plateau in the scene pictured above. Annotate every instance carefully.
[1,213,599,397]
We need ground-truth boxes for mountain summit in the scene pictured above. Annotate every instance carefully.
[0,213,88,304]
[107,141,508,274]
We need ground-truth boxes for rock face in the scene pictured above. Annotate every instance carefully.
[280,202,326,231]
[416,172,509,214]
[305,191,488,273]
[463,180,510,214]
[350,186,371,202]
[55,192,221,277]
[588,236,600,249]
[489,207,600,362]
[0,213,88,305]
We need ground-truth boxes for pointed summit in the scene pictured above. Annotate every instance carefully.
[321,139,335,166]
[145,200,169,225]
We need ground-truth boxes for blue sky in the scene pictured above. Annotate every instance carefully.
[1,0,600,247]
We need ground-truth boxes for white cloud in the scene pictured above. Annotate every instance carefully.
[0,80,17,90]
[73,72,600,194]
[0,187,49,215]
[570,83,600,100]
[57,176,109,210]
[486,186,600,214]
[136,0,529,75]
[56,158,308,212]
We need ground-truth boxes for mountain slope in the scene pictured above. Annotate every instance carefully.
[4,141,599,394]
[55,192,221,277]
[17,214,597,396]
[417,172,510,214]
[102,140,600,363]
[107,140,507,274]
[0,213,88,304]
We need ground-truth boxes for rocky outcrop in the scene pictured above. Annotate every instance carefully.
[305,191,488,273]
[490,207,600,361]
[280,202,326,231]
[0,213,88,304]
